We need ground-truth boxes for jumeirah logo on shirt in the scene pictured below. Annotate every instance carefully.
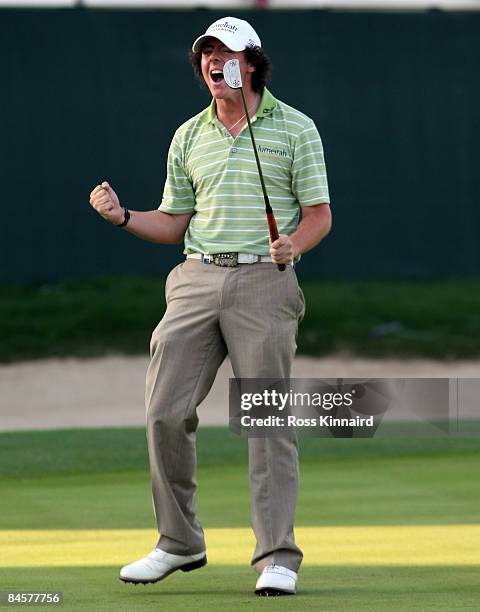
[258,145,288,158]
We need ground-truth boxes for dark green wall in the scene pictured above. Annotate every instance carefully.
[1,8,479,282]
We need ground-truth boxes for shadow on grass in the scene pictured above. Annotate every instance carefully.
[0,565,479,611]
[1,427,479,480]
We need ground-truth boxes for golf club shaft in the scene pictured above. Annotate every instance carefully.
[239,88,286,272]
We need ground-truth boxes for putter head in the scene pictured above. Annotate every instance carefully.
[223,59,243,89]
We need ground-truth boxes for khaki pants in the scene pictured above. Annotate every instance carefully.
[145,259,305,573]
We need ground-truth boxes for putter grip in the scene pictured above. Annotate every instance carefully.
[266,212,286,272]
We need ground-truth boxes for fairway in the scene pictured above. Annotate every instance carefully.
[2,526,480,567]
[0,428,479,610]
[0,527,479,610]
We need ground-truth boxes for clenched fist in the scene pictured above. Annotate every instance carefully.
[269,234,297,264]
[89,181,123,225]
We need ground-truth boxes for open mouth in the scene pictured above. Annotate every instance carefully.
[210,69,224,84]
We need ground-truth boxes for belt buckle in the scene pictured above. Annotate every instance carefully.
[213,252,238,267]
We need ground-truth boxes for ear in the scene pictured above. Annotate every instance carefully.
[246,62,256,74]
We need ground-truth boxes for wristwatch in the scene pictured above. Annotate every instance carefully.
[117,207,130,228]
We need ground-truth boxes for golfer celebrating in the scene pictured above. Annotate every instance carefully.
[89,16,331,596]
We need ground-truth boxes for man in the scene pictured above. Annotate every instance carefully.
[89,16,331,596]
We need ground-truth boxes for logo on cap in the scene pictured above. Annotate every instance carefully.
[211,21,238,33]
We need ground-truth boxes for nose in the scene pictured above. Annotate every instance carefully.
[211,46,226,62]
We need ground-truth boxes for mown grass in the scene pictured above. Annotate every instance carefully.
[1,565,477,612]
[1,455,480,530]
[0,427,479,611]
[1,277,480,362]
[1,426,479,480]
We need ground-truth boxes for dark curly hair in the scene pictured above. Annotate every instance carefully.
[190,44,272,94]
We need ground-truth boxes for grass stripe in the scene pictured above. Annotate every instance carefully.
[1,526,478,568]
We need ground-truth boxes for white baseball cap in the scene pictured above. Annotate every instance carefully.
[192,17,261,53]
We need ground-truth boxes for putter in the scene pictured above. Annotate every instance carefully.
[223,59,286,272]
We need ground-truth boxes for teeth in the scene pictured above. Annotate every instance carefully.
[211,70,223,75]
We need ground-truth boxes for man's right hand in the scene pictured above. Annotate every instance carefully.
[89,181,124,225]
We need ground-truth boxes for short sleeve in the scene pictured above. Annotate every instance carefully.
[292,121,330,207]
[158,135,196,215]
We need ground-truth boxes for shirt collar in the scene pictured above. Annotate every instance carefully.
[255,88,277,118]
[204,87,277,125]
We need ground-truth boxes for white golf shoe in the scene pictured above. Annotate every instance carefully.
[119,548,207,585]
[255,564,297,596]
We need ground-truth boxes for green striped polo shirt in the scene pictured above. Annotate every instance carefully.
[159,88,330,255]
